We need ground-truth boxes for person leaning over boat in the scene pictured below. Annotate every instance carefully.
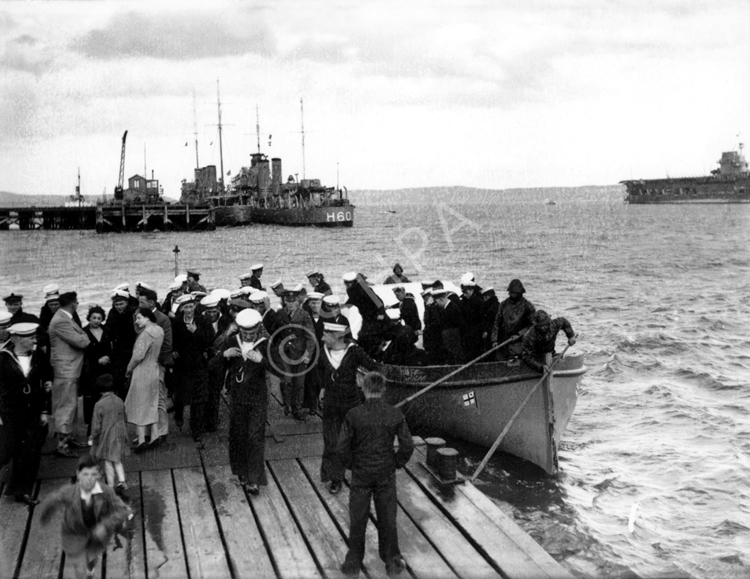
[318,320,380,495]
[389,286,421,338]
[0,322,52,506]
[491,279,537,360]
[337,371,413,577]
[343,272,386,357]
[220,308,273,495]
[521,310,576,373]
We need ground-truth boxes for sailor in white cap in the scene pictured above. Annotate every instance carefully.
[239,272,253,288]
[248,264,264,291]
[276,285,316,420]
[269,280,284,298]
[171,292,213,445]
[38,284,62,332]
[318,317,379,495]
[162,279,186,318]
[0,321,53,505]
[186,270,207,293]
[218,306,269,495]
[0,310,13,344]
[306,271,332,296]
[391,285,422,335]
[201,294,228,338]
[459,275,485,361]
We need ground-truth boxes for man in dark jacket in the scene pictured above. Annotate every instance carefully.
[521,310,576,373]
[4,293,40,325]
[337,371,413,576]
[492,279,536,360]
[390,286,421,337]
[458,281,484,361]
[0,322,52,505]
[432,289,464,364]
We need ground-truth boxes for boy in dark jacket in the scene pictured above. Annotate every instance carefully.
[337,371,414,576]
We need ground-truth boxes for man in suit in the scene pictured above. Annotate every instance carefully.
[49,292,90,457]
[138,289,173,443]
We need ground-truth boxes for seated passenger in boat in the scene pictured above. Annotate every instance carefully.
[521,310,576,373]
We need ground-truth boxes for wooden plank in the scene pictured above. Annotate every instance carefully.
[411,444,574,579]
[104,472,146,579]
[251,462,322,579]
[299,456,459,579]
[270,459,350,578]
[205,464,276,578]
[141,469,189,579]
[395,469,501,579]
[17,478,69,579]
[405,463,556,579]
[172,467,232,579]
[0,484,34,578]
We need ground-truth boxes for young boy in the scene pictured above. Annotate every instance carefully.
[40,454,129,578]
[337,371,414,577]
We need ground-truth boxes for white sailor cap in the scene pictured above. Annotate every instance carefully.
[212,288,231,300]
[431,289,449,298]
[308,292,325,300]
[0,311,13,327]
[306,270,320,278]
[9,322,38,336]
[43,283,60,298]
[230,289,243,299]
[250,263,263,271]
[342,271,357,282]
[323,322,349,333]
[136,281,153,291]
[175,294,195,306]
[200,295,220,308]
[323,295,341,306]
[111,289,130,301]
[248,291,268,303]
[168,280,183,291]
[291,283,303,293]
[460,272,476,286]
[236,309,262,329]
[239,272,253,280]
[481,287,494,295]
[392,286,405,293]
[239,286,255,296]
[114,282,130,292]
[270,280,283,289]
[174,274,188,284]
[420,288,433,297]
[386,308,401,320]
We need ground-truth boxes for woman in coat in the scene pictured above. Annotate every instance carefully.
[81,306,113,440]
[318,320,380,494]
[124,307,164,453]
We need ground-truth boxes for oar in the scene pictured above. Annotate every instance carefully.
[395,335,521,409]
[470,342,573,482]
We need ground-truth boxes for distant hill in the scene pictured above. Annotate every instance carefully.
[350,184,625,205]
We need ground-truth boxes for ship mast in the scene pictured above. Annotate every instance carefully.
[300,98,306,180]
[217,80,225,192]
[256,104,261,154]
[193,89,200,170]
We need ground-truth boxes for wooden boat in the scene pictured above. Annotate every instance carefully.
[376,355,586,474]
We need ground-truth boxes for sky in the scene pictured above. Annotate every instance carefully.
[1,0,748,198]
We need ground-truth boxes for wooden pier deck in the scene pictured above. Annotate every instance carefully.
[0,385,574,579]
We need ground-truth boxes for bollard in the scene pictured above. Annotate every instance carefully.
[425,437,446,469]
[437,447,459,481]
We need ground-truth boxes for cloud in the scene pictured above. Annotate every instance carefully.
[1,33,55,74]
[71,10,276,61]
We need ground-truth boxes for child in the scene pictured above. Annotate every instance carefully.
[40,453,129,579]
[337,371,414,577]
[90,374,129,497]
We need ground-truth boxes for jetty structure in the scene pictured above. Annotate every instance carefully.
[622,141,750,203]
[0,389,575,579]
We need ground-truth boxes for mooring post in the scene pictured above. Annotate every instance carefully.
[173,245,180,277]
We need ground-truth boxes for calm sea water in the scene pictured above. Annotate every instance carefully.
[1,188,748,578]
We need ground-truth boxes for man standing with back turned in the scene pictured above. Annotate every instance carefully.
[337,371,414,577]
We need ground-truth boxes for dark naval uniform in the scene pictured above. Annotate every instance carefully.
[0,341,52,501]
[319,344,379,485]
[222,331,272,486]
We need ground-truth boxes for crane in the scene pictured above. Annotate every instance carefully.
[114,130,128,200]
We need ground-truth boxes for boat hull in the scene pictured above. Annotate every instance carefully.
[622,173,750,204]
[376,355,586,473]
[214,204,354,227]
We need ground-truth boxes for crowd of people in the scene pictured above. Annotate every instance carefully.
[0,262,576,578]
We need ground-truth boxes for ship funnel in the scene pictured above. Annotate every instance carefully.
[271,158,282,196]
